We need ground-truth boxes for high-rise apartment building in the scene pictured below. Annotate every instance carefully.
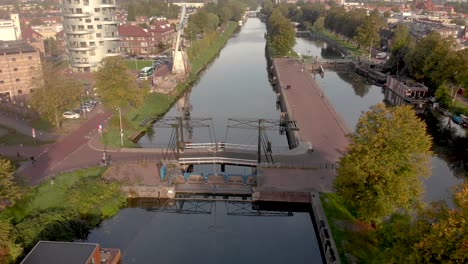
[61,0,120,72]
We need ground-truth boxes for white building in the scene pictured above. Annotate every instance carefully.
[0,14,21,41]
[61,0,120,72]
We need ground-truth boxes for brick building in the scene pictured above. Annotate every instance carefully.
[118,24,152,55]
[148,19,176,47]
[0,40,42,104]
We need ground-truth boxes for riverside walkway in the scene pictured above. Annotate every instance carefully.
[256,58,351,193]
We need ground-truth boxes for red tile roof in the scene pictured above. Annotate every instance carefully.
[148,20,174,33]
[21,26,43,40]
[118,25,149,37]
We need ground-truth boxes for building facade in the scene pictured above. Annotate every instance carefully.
[384,76,429,113]
[0,14,21,41]
[148,20,176,47]
[61,0,120,72]
[118,24,151,55]
[0,40,42,104]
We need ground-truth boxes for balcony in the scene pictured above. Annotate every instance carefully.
[100,0,116,7]
[62,12,91,18]
[66,29,94,35]
[67,45,96,51]
[103,34,120,40]
[71,61,98,68]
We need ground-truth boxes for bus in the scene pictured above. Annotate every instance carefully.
[139,67,154,80]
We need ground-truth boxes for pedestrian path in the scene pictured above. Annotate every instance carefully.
[0,114,58,141]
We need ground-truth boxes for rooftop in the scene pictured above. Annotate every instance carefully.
[21,241,98,264]
[0,40,37,55]
[118,24,149,37]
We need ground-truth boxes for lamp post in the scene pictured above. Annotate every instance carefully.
[81,95,86,118]
[117,107,123,146]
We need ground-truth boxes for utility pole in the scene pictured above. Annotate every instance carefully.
[257,119,262,164]
[369,37,373,60]
[117,107,123,146]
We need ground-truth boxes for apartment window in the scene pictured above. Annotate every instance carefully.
[0,69,2,73]
[87,25,93,29]
[16,79,20,82]
[74,0,80,4]
[86,19,91,23]
[94,18,100,21]
[11,58,16,62]
[96,33,101,38]
[84,0,89,5]
[30,66,35,70]
[0,80,4,84]
[76,8,82,14]
[94,8,100,12]
[28,56,32,60]
[90,50,95,56]
[90,41,95,46]
[97,25,102,29]
[13,68,18,71]
[99,41,104,46]
[30,89,35,93]
[80,51,86,54]
[17,89,22,94]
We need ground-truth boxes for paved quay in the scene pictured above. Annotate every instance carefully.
[255,58,352,193]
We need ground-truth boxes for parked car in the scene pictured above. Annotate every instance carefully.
[80,105,93,112]
[63,111,80,119]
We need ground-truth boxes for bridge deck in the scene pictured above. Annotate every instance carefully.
[263,59,351,192]
[273,58,350,163]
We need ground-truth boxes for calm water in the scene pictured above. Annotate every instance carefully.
[294,37,465,205]
[139,19,288,149]
[85,201,321,264]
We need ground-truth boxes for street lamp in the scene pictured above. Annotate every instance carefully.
[117,107,123,146]
[81,95,86,118]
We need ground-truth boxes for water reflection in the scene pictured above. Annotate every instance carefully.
[84,200,322,263]
[139,19,288,149]
[335,71,372,97]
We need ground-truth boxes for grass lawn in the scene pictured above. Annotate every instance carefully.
[320,193,378,263]
[125,60,153,71]
[312,30,364,56]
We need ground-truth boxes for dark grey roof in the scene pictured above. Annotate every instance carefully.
[0,40,36,55]
[21,241,98,264]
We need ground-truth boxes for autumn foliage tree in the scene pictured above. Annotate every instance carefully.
[94,56,146,110]
[378,181,468,263]
[267,8,296,56]
[335,104,432,224]
[30,63,82,127]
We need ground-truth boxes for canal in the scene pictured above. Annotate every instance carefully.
[84,18,464,262]
[85,19,323,263]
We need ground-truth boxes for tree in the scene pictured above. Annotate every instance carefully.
[405,32,444,81]
[268,9,296,56]
[127,3,136,21]
[30,63,82,127]
[378,181,468,263]
[44,37,58,56]
[355,10,382,51]
[335,104,432,224]
[434,83,452,108]
[94,57,145,110]
[0,219,22,264]
[0,158,20,210]
[262,0,273,16]
[312,16,325,31]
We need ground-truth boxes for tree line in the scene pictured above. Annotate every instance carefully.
[262,0,296,56]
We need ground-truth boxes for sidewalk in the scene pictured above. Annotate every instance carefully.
[0,114,59,141]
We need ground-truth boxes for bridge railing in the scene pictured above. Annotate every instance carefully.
[260,160,338,170]
[179,157,258,166]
